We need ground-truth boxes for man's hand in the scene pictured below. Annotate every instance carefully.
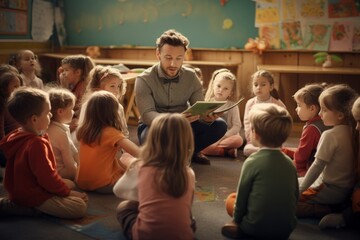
[201,112,223,123]
[183,112,200,123]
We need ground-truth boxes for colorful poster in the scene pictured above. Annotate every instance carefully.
[255,2,280,26]
[353,23,360,51]
[328,0,359,18]
[329,22,354,51]
[281,0,297,20]
[259,24,280,49]
[280,21,303,49]
[299,0,327,18]
[303,22,331,50]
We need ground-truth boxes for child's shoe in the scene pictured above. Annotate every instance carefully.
[225,148,237,158]
[318,213,346,229]
[0,198,42,217]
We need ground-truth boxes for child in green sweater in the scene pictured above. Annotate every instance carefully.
[222,103,298,239]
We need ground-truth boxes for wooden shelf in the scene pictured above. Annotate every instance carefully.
[257,65,360,75]
[40,53,241,67]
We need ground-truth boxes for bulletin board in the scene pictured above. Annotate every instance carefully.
[0,0,29,35]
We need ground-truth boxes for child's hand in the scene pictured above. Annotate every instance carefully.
[70,190,88,202]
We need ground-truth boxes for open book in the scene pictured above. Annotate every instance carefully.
[183,97,244,116]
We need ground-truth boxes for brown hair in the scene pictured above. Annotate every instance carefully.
[251,70,280,100]
[319,84,358,126]
[293,82,328,112]
[156,29,189,51]
[140,113,194,198]
[7,87,48,125]
[8,50,42,77]
[249,103,292,147]
[61,54,95,83]
[76,91,126,145]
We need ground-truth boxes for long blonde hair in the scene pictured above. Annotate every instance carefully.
[140,113,194,198]
[205,68,237,101]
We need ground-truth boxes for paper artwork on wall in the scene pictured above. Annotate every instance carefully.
[280,21,303,49]
[259,24,280,48]
[299,0,327,18]
[303,22,331,50]
[329,21,354,51]
[328,0,359,18]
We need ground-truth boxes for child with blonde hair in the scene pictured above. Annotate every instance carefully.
[243,70,286,156]
[76,91,139,193]
[222,103,298,239]
[282,83,330,176]
[47,88,79,181]
[0,87,87,219]
[9,50,43,89]
[297,84,358,220]
[201,68,243,158]
[115,113,196,239]
[73,65,129,149]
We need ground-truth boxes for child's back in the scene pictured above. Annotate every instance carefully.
[223,103,297,239]
[236,149,298,238]
[133,165,195,239]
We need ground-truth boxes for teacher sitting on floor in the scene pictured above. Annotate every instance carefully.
[134,29,227,165]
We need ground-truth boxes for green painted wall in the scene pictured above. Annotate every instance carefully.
[63,0,257,49]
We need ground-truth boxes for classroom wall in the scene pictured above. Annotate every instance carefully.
[63,0,257,49]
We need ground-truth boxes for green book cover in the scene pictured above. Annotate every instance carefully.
[183,101,226,116]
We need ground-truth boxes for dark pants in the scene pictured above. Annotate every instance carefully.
[138,118,227,154]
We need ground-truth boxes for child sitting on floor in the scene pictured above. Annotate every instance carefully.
[201,68,243,158]
[9,49,44,89]
[47,87,79,181]
[243,70,286,156]
[222,103,298,239]
[76,91,139,193]
[115,113,196,239]
[282,83,330,177]
[0,87,87,219]
[296,84,358,221]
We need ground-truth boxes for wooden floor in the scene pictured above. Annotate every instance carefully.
[0,126,359,239]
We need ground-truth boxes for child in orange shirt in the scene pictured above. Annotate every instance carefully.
[76,91,139,193]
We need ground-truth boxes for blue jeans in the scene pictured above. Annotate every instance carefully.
[138,118,227,154]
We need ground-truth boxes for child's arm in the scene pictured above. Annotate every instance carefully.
[57,132,78,179]
[293,125,320,176]
[30,139,70,197]
[223,105,242,138]
[299,158,326,193]
[233,161,253,223]
[116,138,140,158]
[113,161,141,201]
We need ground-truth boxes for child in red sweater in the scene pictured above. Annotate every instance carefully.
[0,87,87,219]
[282,83,329,176]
